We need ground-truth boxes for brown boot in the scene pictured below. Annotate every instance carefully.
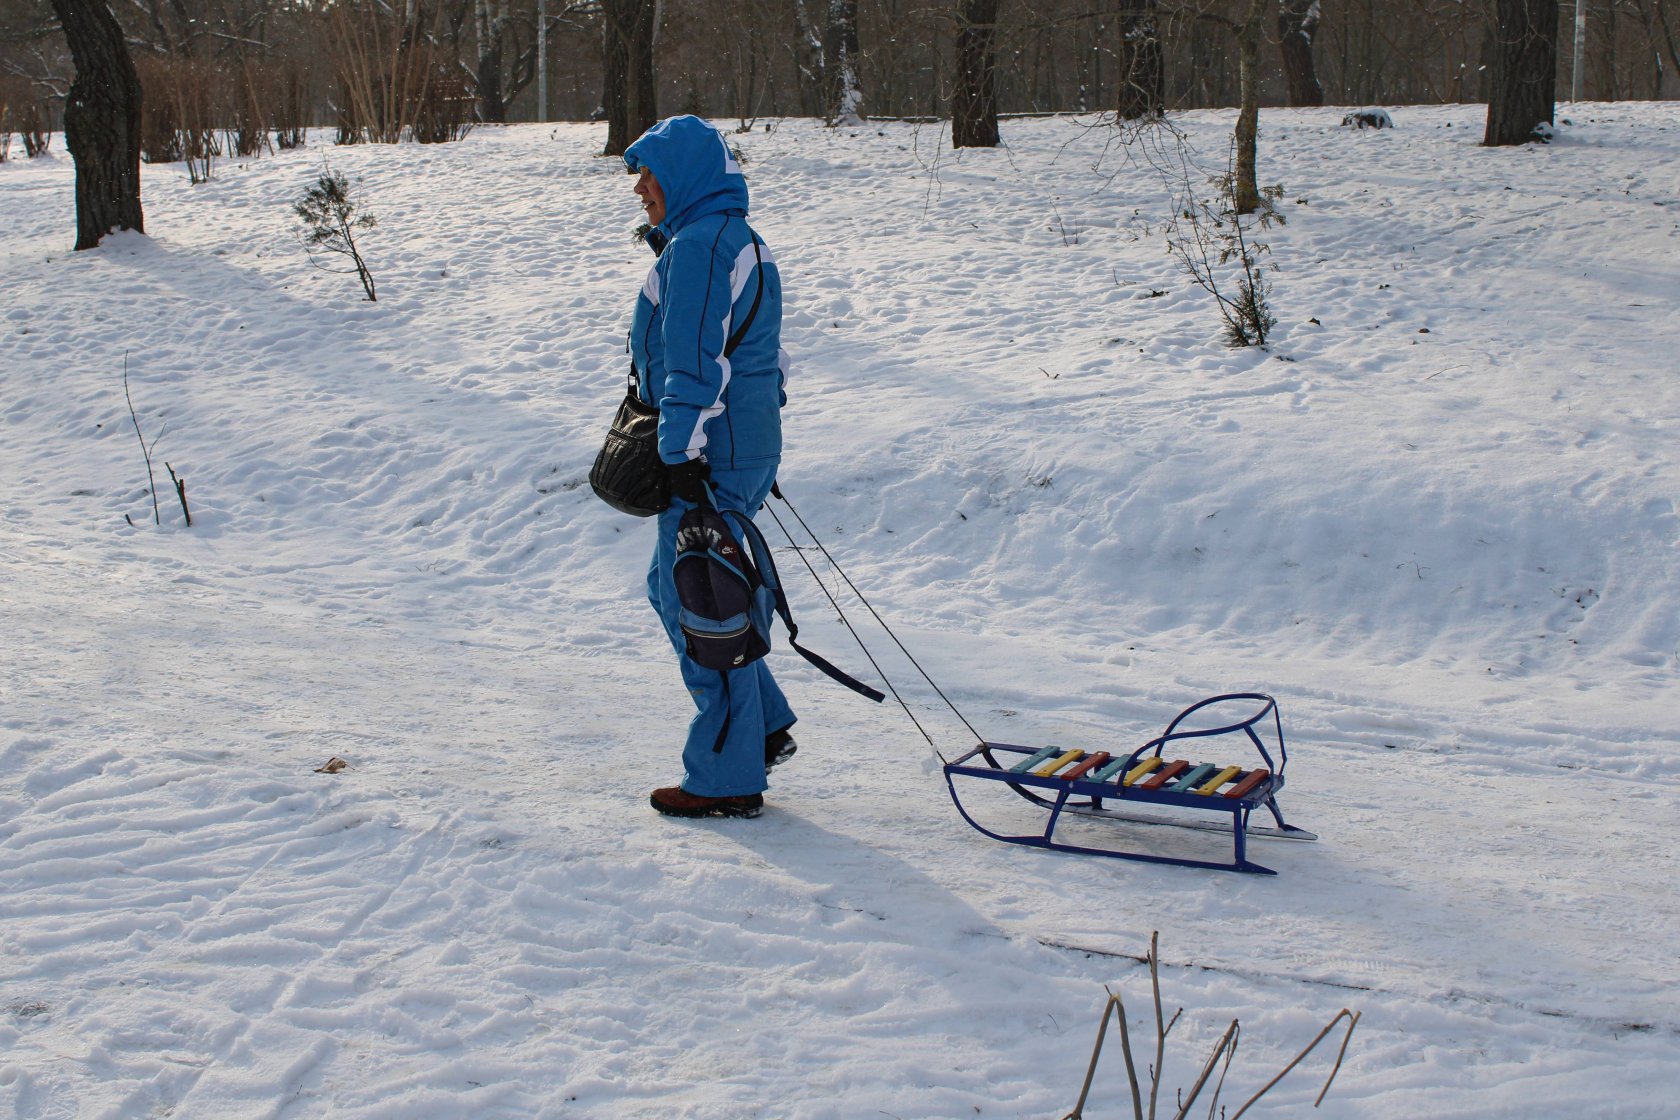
[650,786,765,819]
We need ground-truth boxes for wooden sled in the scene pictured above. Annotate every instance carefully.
[942,693,1316,874]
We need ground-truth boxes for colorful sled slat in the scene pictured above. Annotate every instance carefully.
[1092,757,1131,782]
[1138,760,1190,789]
[1060,752,1112,781]
[1122,756,1163,786]
[1170,763,1217,792]
[1010,746,1061,774]
[1034,749,1085,777]
[1196,765,1243,794]
[1223,768,1271,799]
[940,693,1316,874]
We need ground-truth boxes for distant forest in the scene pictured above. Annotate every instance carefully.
[3,0,1676,145]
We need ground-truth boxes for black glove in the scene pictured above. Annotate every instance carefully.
[668,457,710,505]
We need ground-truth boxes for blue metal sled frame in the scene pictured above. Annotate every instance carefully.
[941,693,1317,874]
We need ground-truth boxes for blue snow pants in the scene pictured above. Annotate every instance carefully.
[647,463,796,797]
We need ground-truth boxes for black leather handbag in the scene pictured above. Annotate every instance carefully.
[589,235,765,517]
[589,373,669,517]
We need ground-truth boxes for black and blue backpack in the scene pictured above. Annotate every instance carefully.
[673,493,883,702]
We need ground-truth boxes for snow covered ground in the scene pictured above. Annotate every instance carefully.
[2,103,1677,1118]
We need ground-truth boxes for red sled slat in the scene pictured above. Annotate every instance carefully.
[1223,768,1271,799]
[1138,759,1190,789]
[1059,752,1112,781]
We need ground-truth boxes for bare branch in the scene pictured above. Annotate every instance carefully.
[1170,1019,1239,1120]
[122,353,161,527]
[1229,1009,1362,1118]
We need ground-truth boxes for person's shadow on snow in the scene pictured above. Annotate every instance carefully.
[719,805,1013,960]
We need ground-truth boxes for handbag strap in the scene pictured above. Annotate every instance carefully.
[632,232,766,400]
[723,233,765,359]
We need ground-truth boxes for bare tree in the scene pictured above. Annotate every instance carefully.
[1629,0,1680,100]
[1231,0,1269,214]
[1484,0,1557,145]
[1117,0,1164,118]
[952,0,998,146]
[330,0,444,144]
[823,0,862,124]
[600,0,655,155]
[464,0,588,123]
[1277,0,1323,105]
[473,0,516,122]
[715,0,774,128]
[788,0,825,116]
[17,0,1680,137]
[1312,0,1487,104]
[50,0,142,248]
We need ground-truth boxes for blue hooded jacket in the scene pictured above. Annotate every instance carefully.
[624,116,786,470]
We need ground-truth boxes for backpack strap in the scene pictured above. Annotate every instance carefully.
[722,234,765,360]
[724,510,885,704]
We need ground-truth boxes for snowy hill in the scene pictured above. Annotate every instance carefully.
[2,105,1678,1117]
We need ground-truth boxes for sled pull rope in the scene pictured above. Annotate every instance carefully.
[762,496,934,749]
[767,485,985,759]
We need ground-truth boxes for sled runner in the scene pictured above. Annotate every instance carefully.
[941,693,1316,874]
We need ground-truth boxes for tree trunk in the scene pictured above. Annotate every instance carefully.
[1603,1,1619,101]
[823,0,863,125]
[601,0,657,156]
[473,10,554,123]
[1630,0,1680,99]
[1117,0,1164,119]
[1484,0,1558,146]
[790,0,826,118]
[477,37,507,122]
[951,0,998,148]
[475,0,508,124]
[1277,0,1323,106]
[1232,0,1267,214]
[51,0,143,250]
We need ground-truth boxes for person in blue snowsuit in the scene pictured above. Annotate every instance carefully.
[625,116,797,819]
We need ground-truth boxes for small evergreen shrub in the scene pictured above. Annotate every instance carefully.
[293,169,379,302]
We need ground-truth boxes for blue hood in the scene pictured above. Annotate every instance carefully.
[624,116,748,235]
